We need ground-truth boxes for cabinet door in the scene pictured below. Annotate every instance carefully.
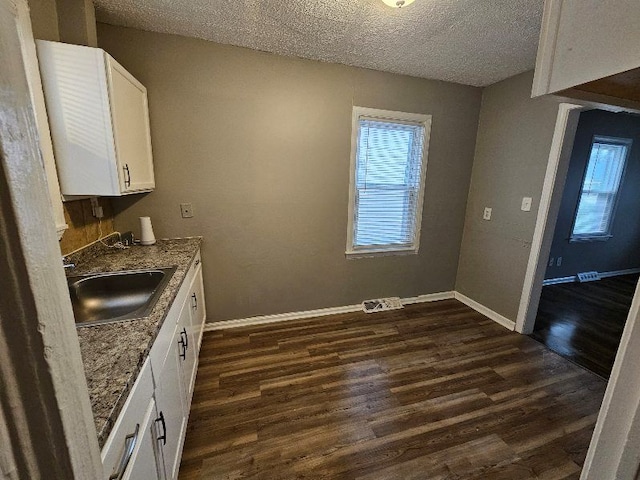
[121,398,161,480]
[178,296,198,408]
[188,265,206,353]
[154,324,188,480]
[106,56,155,193]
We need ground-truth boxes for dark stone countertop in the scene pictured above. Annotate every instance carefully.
[69,237,202,448]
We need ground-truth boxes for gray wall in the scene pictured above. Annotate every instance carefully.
[27,0,97,46]
[456,71,562,321]
[97,24,483,322]
[546,109,640,279]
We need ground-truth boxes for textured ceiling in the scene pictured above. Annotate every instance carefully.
[94,0,544,87]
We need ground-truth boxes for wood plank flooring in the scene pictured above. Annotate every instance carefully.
[179,300,606,480]
[531,274,639,378]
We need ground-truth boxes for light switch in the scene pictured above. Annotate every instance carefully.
[521,197,532,212]
[180,203,194,218]
[483,207,492,220]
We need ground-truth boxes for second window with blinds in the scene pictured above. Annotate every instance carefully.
[346,107,431,257]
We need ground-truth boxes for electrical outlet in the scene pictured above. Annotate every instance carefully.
[180,203,194,218]
[549,257,554,267]
[483,207,492,220]
[90,197,103,218]
[521,197,532,212]
[556,257,562,267]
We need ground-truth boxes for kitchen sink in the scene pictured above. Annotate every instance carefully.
[67,267,176,327]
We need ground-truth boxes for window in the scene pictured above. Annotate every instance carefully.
[346,107,431,256]
[571,136,632,241]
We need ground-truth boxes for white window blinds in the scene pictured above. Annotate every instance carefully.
[571,136,631,239]
[347,108,430,256]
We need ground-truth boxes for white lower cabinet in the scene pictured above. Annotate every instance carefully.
[122,398,161,480]
[102,359,158,480]
[101,251,206,479]
[154,319,189,480]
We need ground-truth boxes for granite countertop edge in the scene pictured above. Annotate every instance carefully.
[70,236,203,448]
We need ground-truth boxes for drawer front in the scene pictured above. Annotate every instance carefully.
[188,266,206,352]
[182,250,201,299]
[149,294,183,379]
[102,358,154,478]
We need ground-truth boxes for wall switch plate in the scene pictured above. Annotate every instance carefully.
[483,207,492,220]
[521,197,532,212]
[180,203,194,218]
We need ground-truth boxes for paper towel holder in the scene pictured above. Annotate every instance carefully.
[139,216,156,245]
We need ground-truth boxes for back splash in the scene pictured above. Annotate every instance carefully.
[59,198,115,255]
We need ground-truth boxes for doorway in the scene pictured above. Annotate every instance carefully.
[528,109,640,378]
[515,101,640,479]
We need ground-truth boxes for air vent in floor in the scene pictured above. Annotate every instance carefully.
[577,271,601,282]
[362,297,403,314]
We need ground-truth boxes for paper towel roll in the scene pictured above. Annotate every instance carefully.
[139,216,156,245]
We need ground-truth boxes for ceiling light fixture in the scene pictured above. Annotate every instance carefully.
[382,0,416,8]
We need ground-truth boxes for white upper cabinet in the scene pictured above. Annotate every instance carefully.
[36,40,155,197]
[532,0,640,106]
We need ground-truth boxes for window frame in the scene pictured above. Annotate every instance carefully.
[569,135,632,243]
[346,106,432,258]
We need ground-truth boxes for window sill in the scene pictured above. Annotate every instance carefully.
[345,248,418,259]
[569,235,613,243]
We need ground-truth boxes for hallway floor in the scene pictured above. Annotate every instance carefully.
[179,300,606,479]
[531,274,639,378]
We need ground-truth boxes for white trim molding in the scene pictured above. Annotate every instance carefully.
[453,292,516,331]
[204,291,455,330]
[203,291,520,333]
[516,103,584,334]
[543,268,640,286]
[531,0,563,97]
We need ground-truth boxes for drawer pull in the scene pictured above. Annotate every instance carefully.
[155,411,167,445]
[178,329,188,360]
[123,164,131,189]
[181,327,189,349]
[191,292,198,310]
[109,423,139,480]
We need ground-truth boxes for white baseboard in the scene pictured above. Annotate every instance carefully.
[543,267,640,286]
[401,291,455,304]
[203,291,455,331]
[543,275,576,286]
[599,268,640,279]
[203,290,515,332]
[453,292,516,331]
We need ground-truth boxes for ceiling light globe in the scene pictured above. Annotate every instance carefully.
[381,0,416,8]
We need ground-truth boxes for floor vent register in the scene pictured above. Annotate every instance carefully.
[362,297,404,313]
[577,271,601,282]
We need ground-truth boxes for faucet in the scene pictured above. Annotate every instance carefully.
[62,256,76,270]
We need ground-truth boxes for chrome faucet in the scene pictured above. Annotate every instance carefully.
[62,256,76,270]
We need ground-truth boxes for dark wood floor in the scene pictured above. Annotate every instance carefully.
[531,274,638,379]
[179,300,606,479]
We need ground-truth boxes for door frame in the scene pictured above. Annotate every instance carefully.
[515,102,585,335]
[0,0,103,477]
[515,100,640,479]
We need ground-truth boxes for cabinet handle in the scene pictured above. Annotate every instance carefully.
[155,411,167,446]
[191,292,198,310]
[108,423,139,480]
[181,327,189,349]
[178,336,186,360]
[123,164,131,188]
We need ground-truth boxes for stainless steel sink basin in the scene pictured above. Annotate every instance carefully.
[67,267,176,327]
